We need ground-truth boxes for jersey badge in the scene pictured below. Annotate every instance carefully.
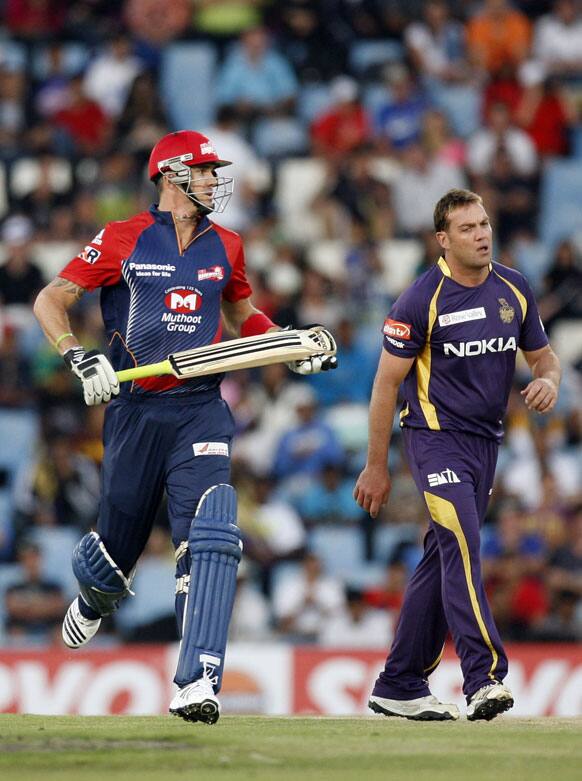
[498,298,515,324]
[198,265,224,282]
[383,318,411,340]
[78,246,101,264]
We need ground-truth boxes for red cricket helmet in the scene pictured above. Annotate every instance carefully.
[147,130,231,181]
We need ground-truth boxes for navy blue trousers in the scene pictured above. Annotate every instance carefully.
[96,392,234,575]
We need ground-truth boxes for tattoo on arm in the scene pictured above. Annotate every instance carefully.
[49,278,86,302]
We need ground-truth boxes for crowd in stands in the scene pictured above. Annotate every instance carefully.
[0,0,581,650]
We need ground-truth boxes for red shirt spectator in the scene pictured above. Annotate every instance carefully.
[54,77,111,155]
[311,77,369,158]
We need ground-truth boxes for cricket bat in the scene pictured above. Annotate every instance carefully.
[116,326,336,383]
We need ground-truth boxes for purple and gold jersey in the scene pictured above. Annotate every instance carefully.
[383,257,548,442]
[59,205,252,397]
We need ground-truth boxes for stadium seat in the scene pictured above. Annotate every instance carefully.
[160,43,217,130]
[349,40,405,80]
[306,239,347,281]
[378,239,423,296]
[539,160,582,247]
[0,40,27,70]
[275,157,328,243]
[549,319,582,367]
[0,410,39,475]
[298,83,333,124]
[324,403,369,451]
[31,42,90,79]
[429,82,482,139]
[308,526,365,577]
[372,523,420,565]
[29,526,79,599]
[0,164,7,221]
[114,556,178,635]
[9,157,72,199]
[252,117,308,160]
[363,82,392,120]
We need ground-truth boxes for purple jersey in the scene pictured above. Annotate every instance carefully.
[59,205,252,397]
[383,257,548,442]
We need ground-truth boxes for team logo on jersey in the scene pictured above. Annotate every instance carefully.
[383,318,411,340]
[193,442,229,457]
[78,246,101,264]
[164,287,202,313]
[438,307,486,327]
[427,468,460,487]
[200,142,215,155]
[198,265,224,282]
[498,298,515,324]
[91,229,105,245]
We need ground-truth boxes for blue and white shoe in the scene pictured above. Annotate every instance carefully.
[169,676,221,725]
[467,682,514,721]
[369,693,460,721]
[62,597,101,649]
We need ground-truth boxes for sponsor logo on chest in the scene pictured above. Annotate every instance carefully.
[443,336,517,357]
[128,262,176,278]
[161,286,203,333]
[438,307,486,327]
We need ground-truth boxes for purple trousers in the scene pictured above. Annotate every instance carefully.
[373,427,508,701]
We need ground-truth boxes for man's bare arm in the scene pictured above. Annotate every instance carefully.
[521,344,561,414]
[33,277,86,354]
[354,349,415,518]
[221,297,279,336]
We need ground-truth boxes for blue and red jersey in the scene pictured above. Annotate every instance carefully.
[59,205,252,396]
[383,257,549,442]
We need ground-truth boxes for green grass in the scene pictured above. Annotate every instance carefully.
[0,715,581,781]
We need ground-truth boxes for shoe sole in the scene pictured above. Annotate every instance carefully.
[467,696,514,721]
[368,699,457,722]
[170,698,220,725]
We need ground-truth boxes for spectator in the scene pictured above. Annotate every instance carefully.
[203,106,268,232]
[0,216,44,307]
[405,0,469,85]
[363,559,408,613]
[83,33,143,118]
[116,72,169,163]
[319,586,393,648]
[229,557,272,641]
[538,239,582,330]
[273,551,344,641]
[53,75,112,157]
[273,384,344,481]
[467,101,538,177]
[4,541,66,645]
[374,64,429,154]
[421,109,466,167]
[310,76,370,159]
[215,26,298,122]
[125,0,190,49]
[32,43,73,120]
[296,461,366,527]
[0,66,26,159]
[467,0,532,78]
[5,0,66,39]
[515,61,576,157]
[533,0,582,79]
[391,142,466,235]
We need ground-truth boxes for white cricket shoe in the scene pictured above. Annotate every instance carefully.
[369,693,460,721]
[467,682,514,721]
[169,677,221,725]
[62,597,101,648]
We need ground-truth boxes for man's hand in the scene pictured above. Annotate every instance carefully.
[287,354,338,375]
[64,347,120,406]
[353,464,391,519]
[520,377,558,414]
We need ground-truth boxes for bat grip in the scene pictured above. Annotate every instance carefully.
[116,361,173,383]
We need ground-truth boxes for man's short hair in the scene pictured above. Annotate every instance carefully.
[434,189,483,233]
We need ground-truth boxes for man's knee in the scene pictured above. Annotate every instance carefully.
[72,531,135,616]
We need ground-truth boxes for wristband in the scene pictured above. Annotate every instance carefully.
[240,312,276,338]
[54,332,74,348]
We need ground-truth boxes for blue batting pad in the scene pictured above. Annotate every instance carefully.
[174,484,242,691]
[72,531,134,615]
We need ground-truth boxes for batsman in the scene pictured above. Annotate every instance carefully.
[33,130,336,724]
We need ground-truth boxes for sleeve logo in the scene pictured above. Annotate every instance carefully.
[78,246,101,264]
[383,318,412,340]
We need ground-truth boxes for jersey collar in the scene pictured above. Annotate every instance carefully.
[437,256,493,277]
[149,204,210,233]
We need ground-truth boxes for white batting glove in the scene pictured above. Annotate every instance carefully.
[64,347,120,406]
[287,354,338,375]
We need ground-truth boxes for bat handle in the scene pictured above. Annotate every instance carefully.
[116,360,173,383]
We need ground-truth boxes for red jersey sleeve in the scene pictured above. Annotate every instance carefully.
[214,223,253,303]
[58,212,154,291]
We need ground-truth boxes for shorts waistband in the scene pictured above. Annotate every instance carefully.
[118,389,221,405]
